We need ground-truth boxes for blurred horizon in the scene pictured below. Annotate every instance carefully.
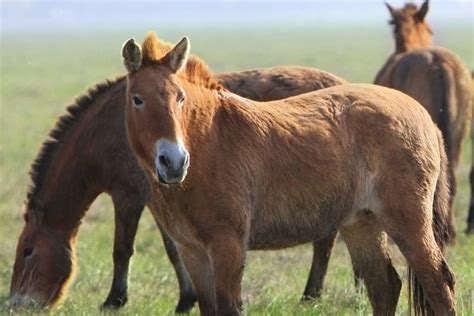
[2,0,473,35]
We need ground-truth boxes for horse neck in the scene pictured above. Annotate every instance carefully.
[182,82,260,137]
[395,27,433,53]
[40,171,100,234]
[181,81,270,166]
[35,86,127,233]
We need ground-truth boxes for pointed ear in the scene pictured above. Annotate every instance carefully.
[122,38,142,72]
[162,37,190,74]
[385,2,396,17]
[415,0,429,22]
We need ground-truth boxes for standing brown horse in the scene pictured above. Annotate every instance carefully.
[123,33,455,316]
[10,51,347,310]
[375,0,472,236]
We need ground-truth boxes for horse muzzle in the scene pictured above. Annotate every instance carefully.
[155,139,190,184]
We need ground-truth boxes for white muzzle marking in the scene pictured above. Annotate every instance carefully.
[155,138,190,184]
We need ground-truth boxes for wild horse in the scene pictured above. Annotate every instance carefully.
[375,0,472,236]
[123,33,455,315]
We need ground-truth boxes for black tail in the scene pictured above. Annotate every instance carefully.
[433,63,457,240]
[408,131,455,316]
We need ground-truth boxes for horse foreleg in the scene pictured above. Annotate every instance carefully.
[101,193,145,309]
[301,231,337,301]
[209,231,245,316]
[153,219,197,313]
[179,243,218,316]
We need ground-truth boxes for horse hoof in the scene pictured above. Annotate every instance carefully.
[466,224,474,235]
[100,296,128,310]
[300,294,320,303]
[174,293,197,314]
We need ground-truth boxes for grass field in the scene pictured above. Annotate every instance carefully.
[1,24,473,315]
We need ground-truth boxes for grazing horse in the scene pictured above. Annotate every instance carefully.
[375,0,472,237]
[217,66,345,101]
[123,33,455,316]
[10,52,347,310]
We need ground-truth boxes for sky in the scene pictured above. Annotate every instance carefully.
[1,0,473,34]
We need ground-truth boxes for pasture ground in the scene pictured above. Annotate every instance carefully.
[0,25,473,315]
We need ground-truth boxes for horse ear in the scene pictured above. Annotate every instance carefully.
[415,0,429,22]
[385,2,396,17]
[162,37,190,74]
[122,38,142,72]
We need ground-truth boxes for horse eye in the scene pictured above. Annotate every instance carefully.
[23,248,33,258]
[132,95,144,108]
[177,91,186,106]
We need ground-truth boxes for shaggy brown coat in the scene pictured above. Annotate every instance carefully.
[124,33,455,316]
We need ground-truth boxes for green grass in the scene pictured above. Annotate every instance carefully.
[1,25,473,315]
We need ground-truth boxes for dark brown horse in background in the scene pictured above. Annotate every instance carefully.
[375,0,472,236]
[124,33,455,316]
[10,48,347,310]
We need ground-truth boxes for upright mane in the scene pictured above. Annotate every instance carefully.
[25,76,126,214]
[403,2,419,13]
[141,33,223,91]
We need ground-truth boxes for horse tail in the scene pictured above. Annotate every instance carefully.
[409,130,456,316]
[433,62,457,240]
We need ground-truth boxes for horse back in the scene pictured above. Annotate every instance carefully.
[374,47,472,161]
[210,84,439,250]
[216,66,347,102]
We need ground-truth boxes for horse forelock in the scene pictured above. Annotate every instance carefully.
[389,3,424,22]
[404,2,419,13]
[140,33,223,91]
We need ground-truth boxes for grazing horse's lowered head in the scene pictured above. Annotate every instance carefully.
[385,0,433,52]
[123,34,195,185]
[10,208,76,309]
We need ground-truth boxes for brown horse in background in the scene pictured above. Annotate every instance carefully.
[124,33,455,316]
[218,66,345,101]
[375,0,472,236]
[10,49,347,310]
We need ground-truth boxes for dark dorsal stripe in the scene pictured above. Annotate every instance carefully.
[26,76,126,212]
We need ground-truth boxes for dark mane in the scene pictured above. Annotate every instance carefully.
[404,3,419,12]
[141,33,223,91]
[388,2,420,24]
[25,76,126,214]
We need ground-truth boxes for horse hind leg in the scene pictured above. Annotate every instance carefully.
[378,184,455,314]
[300,230,363,302]
[340,212,401,316]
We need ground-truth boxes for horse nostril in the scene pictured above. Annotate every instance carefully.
[183,153,189,168]
[159,155,170,170]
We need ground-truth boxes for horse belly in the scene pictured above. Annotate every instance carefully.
[247,199,348,250]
